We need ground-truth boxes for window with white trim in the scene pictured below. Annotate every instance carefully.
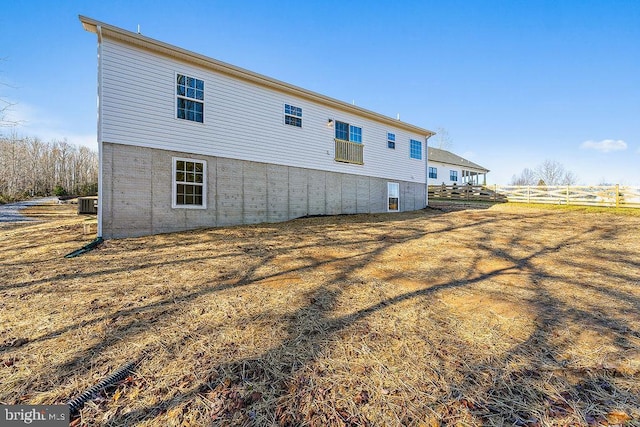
[410,139,422,159]
[388,182,399,212]
[335,121,362,143]
[177,74,204,123]
[387,132,395,149]
[173,158,206,208]
[450,170,458,182]
[429,166,437,179]
[284,104,302,127]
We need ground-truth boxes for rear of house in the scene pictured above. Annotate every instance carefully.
[428,147,489,186]
[81,16,435,238]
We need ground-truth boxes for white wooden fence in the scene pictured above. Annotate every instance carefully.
[495,185,640,208]
[429,184,640,208]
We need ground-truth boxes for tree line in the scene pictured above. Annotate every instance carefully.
[510,159,578,186]
[0,133,98,203]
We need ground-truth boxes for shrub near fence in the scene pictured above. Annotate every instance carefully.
[428,184,640,208]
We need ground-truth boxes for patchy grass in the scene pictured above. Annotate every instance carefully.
[1,201,639,426]
[503,202,640,217]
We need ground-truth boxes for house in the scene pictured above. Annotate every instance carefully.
[80,16,435,239]
[427,147,489,186]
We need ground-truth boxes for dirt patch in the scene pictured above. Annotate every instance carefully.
[1,202,639,426]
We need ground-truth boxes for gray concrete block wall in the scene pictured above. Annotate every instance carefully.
[341,174,357,214]
[356,176,370,214]
[101,143,114,233]
[288,167,308,219]
[216,158,244,226]
[110,144,153,237]
[151,147,186,234]
[243,162,267,224]
[369,179,386,213]
[307,170,326,216]
[325,172,342,215]
[402,182,415,212]
[101,143,427,238]
[266,164,289,222]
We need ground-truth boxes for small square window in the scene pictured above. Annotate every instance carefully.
[284,103,302,127]
[173,157,206,208]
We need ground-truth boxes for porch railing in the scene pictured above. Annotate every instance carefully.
[334,139,364,165]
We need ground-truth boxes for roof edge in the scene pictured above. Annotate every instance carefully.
[79,15,435,138]
[428,147,489,172]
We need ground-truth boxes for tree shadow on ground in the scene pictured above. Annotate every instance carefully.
[2,207,639,426]
[97,211,640,425]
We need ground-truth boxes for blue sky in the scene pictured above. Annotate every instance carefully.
[1,0,639,185]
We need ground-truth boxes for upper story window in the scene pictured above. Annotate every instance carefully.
[173,157,207,208]
[450,170,458,182]
[387,133,396,149]
[177,74,204,123]
[410,139,422,160]
[284,104,302,127]
[335,121,362,143]
[429,166,437,179]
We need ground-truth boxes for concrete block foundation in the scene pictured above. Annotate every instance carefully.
[100,142,427,238]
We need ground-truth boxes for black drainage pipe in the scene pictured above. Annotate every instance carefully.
[67,361,136,415]
[64,237,104,258]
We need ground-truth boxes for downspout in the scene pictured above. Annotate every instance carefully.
[425,134,433,207]
[96,25,104,238]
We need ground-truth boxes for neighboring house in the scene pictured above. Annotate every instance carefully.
[80,17,435,238]
[427,147,489,186]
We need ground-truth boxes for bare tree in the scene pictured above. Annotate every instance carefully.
[510,167,536,185]
[535,160,578,185]
[0,134,98,202]
[0,58,19,128]
[432,127,453,150]
[511,160,578,186]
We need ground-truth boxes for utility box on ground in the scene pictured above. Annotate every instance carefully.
[78,197,98,214]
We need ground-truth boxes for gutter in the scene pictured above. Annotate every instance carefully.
[425,134,433,207]
[96,24,104,238]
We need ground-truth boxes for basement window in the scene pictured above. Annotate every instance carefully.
[176,74,204,123]
[388,182,400,212]
[172,157,206,208]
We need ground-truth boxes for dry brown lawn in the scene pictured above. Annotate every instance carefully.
[1,201,639,426]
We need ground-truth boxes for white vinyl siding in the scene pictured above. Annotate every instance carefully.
[100,38,427,184]
[428,161,486,186]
